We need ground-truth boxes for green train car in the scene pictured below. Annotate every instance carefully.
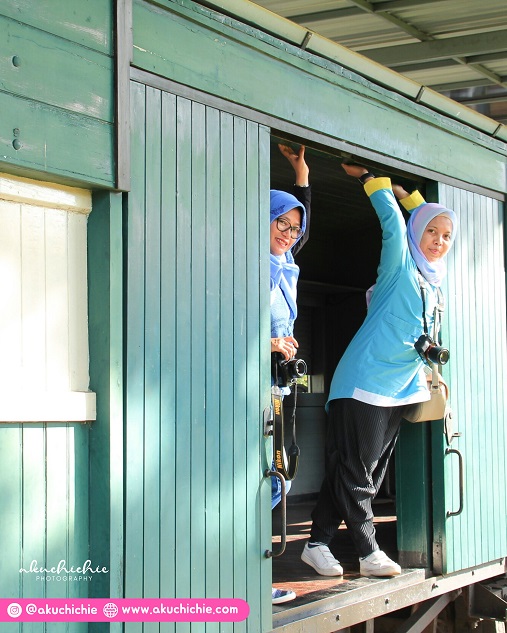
[0,1,506,631]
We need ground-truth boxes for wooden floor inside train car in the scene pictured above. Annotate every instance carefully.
[272,498,400,611]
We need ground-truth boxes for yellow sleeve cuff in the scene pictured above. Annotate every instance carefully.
[400,190,425,212]
[364,177,392,196]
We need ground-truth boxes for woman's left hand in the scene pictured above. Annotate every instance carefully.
[271,336,299,361]
[341,163,368,179]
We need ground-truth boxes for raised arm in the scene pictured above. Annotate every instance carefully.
[278,144,311,255]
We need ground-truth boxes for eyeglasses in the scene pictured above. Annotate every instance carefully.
[276,217,303,239]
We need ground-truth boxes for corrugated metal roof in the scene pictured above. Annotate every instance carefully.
[252,0,507,128]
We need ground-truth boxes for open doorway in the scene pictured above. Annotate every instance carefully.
[268,134,426,606]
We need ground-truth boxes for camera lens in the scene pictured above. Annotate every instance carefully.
[292,358,307,378]
[436,348,449,364]
[427,345,450,365]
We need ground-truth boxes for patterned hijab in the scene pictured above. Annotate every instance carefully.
[407,202,458,286]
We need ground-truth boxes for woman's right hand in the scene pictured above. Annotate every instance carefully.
[392,183,410,200]
[279,144,309,186]
[271,336,299,361]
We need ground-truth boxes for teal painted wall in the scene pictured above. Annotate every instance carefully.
[0,0,115,188]
[0,423,89,632]
[87,191,125,633]
[124,80,272,631]
[133,0,507,194]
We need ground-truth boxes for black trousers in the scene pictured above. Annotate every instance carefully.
[310,398,405,558]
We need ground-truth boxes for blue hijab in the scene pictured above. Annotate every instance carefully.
[407,202,458,286]
[269,190,307,323]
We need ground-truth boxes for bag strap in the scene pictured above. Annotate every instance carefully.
[417,271,444,338]
[271,388,299,481]
[417,272,446,389]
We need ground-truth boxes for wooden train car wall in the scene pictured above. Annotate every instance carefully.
[0,0,506,632]
[0,0,115,628]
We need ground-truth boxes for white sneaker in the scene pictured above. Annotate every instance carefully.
[301,542,343,576]
[360,550,401,577]
[272,587,296,604]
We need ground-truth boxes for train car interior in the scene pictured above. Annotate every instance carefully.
[268,135,430,625]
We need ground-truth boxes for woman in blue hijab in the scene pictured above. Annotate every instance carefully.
[269,144,310,605]
[302,163,457,580]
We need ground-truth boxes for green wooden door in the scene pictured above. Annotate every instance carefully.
[397,185,507,575]
[125,79,272,631]
[432,185,507,574]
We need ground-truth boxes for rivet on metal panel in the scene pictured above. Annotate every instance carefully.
[12,56,21,67]
[12,139,21,150]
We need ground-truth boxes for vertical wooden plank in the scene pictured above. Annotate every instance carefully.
[159,90,178,633]
[190,100,207,602]
[21,205,46,387]
[67,212,90,391]
[0,425,23,633]
[88,190,125,633]
[203,105,221,633]
[0,200,22,391]
[20,425,46,602]
[143,86,162,611]
[396,423,432,568]
[44,208,70,391]
[45,426,70,599]
[245,121,261,623]
[257,126,273,632]
[232,117,249,620]
[218,111,236,618]
[125,80,147,622]
[109,192,126,633]
[174,95,192,609]
[115,0,133,190]
[244,120,268,630]
[69,424,90,604]
[0,426,22,598]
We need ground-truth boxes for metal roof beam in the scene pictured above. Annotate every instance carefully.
[456,94,507,106]
[362,30,507,65]
[431,78,507,92]
[399,59,461,72]
[463,62,506,87]
[346,0,433,40]
[374,0,448,9]
[466,51,507,64]
[287,0,444,24]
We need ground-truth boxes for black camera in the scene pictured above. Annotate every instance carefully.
[414,334,449,365]
[272,353,307,388]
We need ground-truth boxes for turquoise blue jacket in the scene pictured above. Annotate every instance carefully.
[328,178,440,407]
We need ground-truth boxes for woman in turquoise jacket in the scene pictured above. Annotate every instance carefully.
[301,163,457,579]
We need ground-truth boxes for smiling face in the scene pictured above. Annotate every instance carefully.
[419,215,453,262]
[270,208,302,256]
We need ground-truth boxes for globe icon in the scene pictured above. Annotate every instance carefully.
[103,603,118,619]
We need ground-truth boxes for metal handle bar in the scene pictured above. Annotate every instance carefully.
[264,469,287,558]
[445,448,464,517]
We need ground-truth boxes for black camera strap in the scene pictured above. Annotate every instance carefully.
[272,387,300,482]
